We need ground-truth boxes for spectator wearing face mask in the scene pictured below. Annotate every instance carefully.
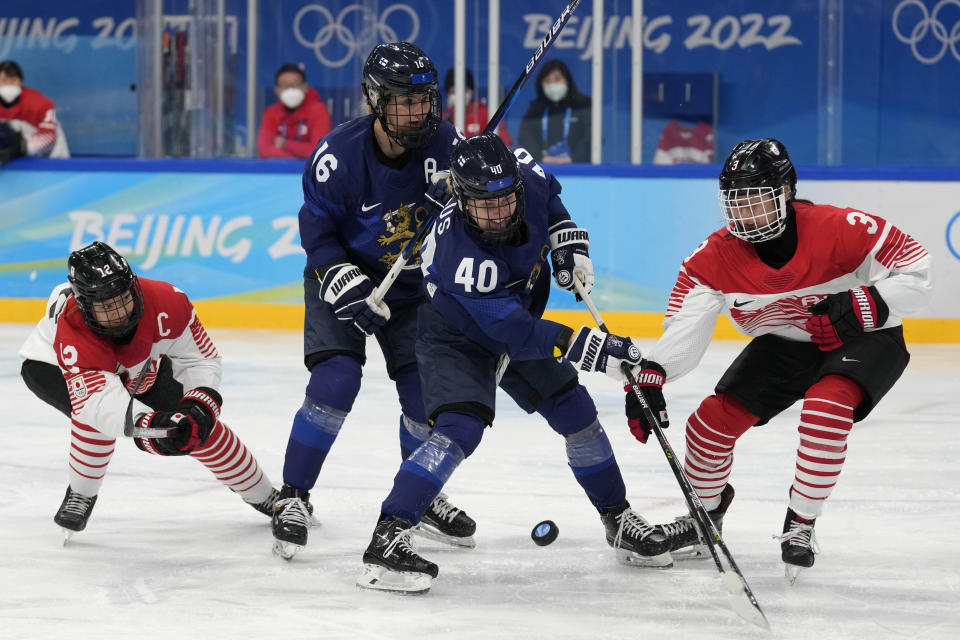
[0,59,70,163]
[257,63,332,159]
[442,67,513,145]
[518,59,591,164]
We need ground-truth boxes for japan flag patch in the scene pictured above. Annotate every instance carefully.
[70,376,88,400]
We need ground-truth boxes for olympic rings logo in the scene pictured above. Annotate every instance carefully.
[947,210,960,261]
[293,3,419,68]
[892,0,960,64]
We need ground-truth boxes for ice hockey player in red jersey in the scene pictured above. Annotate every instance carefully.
[0,60,69,161]
[623,138,932,582]
[19,242,279,542]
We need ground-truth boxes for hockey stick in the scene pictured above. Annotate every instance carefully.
[122,359,177,439]
[571,278,770,630]
[370,0,583,304]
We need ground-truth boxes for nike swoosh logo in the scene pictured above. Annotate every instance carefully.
[841,356,860,362]
[732,299,752,308]
[361,202,382,212]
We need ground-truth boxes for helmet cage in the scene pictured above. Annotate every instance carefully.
[456,180,526,245]
[718,185,789,242]
[362,43,441,149]
[68,243,144,337]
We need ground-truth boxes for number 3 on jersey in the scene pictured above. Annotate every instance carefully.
[455,257,497,293]
[311,141,338,182]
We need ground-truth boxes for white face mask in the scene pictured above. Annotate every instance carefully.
[542,81,567,103]
[279,87,305,109]
[446,89,473,106]
[0,85,22,103]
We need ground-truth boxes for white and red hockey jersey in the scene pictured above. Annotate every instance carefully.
[0,86,69,157]
[19,278,220,437]
[648,202,932,381]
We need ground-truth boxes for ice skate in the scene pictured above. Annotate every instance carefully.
[271,484,312,560]
[778,508,819,584]
[600,502,673,568]
[54,486,98,545]
[658,484,735,560]
[357,515,438,593]
[414,492,476,548]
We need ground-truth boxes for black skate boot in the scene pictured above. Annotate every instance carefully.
[54,486,98,544]
[249,487,279,517]
[271,484,312,560]
[357,515,439,593]
[658,484,735,560]
[415,492,477,548]
[779,508,818,584]
[600,501,673,568]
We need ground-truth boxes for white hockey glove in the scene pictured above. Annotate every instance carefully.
[318,261,391,337]
[549,220,594,299]
[563,326,642,381]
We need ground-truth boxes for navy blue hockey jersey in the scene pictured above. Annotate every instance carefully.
[419,149,575,360]
[299,115,461,302]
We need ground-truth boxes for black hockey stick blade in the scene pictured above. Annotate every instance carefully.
[122,360,151,437]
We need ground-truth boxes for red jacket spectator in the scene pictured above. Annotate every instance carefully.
[442,67,513,145]
[257,87,331,159]
[0,60,69,158]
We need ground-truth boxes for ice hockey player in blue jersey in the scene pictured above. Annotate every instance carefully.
[356,132,672,593]
[271,41,477,560]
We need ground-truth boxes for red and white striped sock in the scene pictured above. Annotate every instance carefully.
[190,421,273,505]
[790,375,864,518]
[68,421,115,497]
[683,394,757,509]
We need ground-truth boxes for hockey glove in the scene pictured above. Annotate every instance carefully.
[134,387,222,456]
[0,122,26,165]
[563,326,642,381]
[424,170,452,216]
[624,361,668,444]
[549,220,593,298]
[317,261,391,337]
[805,286,889,351]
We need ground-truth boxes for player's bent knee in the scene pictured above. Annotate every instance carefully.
[305,354,362,412]
[539,384,598,437]
[690,393,759,439]
[807,374,864,407]
[432,411,486,458]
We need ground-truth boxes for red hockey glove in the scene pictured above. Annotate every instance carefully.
[805,286,889,351]
[134,387,221,455]
[624,361,668,444]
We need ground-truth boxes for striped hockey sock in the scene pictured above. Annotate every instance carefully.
[190,421,274,505]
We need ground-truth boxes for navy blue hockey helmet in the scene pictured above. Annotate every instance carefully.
[67,241,143,337]
[717,138,797,242]
[449,133,525,244]
[362,41,441,149]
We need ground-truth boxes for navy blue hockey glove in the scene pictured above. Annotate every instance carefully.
[549,220,593,298]
[424,170,452,216]
[624,361,668,444]
[317,261,391,337]
[563,326,642,381]
[134,387,221,456]
[0,122,26,165]
[805,285,889,351]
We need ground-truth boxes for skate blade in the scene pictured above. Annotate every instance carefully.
[356,563,432,594]
[272,539,303,561]
[413,523,476,549]
[785,563,804,585]
[616,548,674,568]
[670,544,712,561]
[61,528,76,546]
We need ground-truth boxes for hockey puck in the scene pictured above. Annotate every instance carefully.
[531,520,558,546]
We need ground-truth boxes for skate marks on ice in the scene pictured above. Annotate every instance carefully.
[1,327,959,639]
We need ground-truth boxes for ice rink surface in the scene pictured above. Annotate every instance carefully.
[1,324,957,639]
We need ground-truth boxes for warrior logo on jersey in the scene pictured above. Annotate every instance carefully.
[377,203,426,268]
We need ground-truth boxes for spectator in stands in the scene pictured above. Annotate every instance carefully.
[0,60,69,163]
[442,67,513,145]
[257,63,332,159]
[518,60,591,164]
